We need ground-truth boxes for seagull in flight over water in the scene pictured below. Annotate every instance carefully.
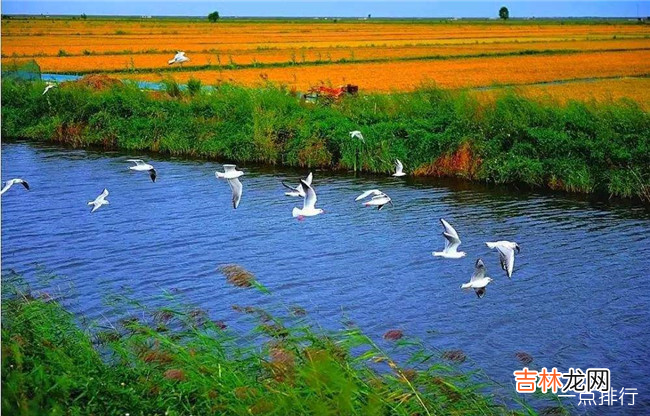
[461,258,494,299]
[216,164,244,209]
[0,178,30,195]
[486,241,520,278]
[392,159,406,177]
[433,218,466,259]
[292,180,324,219]
[168,51,190,66]
[282,172,313,197]
[127,159,157,182]
[355,189,393,210]
[88,189,109,213]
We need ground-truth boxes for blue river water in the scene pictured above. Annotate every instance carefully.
[2,141,649,413]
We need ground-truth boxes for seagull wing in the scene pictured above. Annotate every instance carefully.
[301,180,317,210]
[223,164,237,173]
[281,181,298,191]
[305,172,313,186]
[395,159,404,174]
[470,259,486,283]
[126,159,145,166]
[149,169,157,183]
[440,218,461,252]
[228,178,242,209]
[355,189,382,201]
[100,189,109,199]
[496,245,515,278]
[20,180,30,190]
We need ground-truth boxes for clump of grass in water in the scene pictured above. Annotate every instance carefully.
[220,264,270,293]
[220,264,256,287]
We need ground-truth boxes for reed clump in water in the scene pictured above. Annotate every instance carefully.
[220,264,256,288]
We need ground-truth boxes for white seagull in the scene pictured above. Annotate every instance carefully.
[392,159,406,177]
[127,159,157,182]
[355,189,393,210]
[292,180,324,219]
[349,130,365,142]
[461,258,494,299]
[88,189,109,213]
[42,82,56,95]
[0,178,30,195]
[168,51,190,66]
[486,241,520,278]
[433,218,466,259]
[216,164,244,209]
[282,172,313,197]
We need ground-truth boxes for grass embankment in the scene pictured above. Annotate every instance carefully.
[1,277,546,415]
[2,79,649,201]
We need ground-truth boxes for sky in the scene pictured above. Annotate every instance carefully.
[3,1,649,18]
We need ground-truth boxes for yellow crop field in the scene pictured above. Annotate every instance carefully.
[2,18,649,104]
[115,50,650,91]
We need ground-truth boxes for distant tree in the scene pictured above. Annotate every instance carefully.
[499,6,509,20]
[208,11,220,22]
[367,14,371,19]
[81,13,87,19]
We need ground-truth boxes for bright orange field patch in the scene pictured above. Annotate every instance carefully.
[4,38,650,73]
[474,78,650,109]
[117,50,650,92]
[2,18,650,103]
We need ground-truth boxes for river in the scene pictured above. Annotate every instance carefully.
[2,141,649,413]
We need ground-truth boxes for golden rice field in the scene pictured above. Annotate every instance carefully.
[2,18,650,104]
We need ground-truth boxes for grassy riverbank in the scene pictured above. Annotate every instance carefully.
[2,78,649,201]
[1,278,553,415]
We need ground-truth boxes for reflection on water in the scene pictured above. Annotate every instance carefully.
[2,141,650,413]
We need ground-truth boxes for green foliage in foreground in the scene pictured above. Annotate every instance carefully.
[2,79,649,201]
[1,289,547,415]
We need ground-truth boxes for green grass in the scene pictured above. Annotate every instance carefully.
[1,276,558,415]
[2,78,649,201]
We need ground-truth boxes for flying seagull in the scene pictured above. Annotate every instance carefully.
[127,159,157,182]
[461,258,494,299]
[42,82,56,95]
[292,180,324,219]
[486,241,521,278]
[282,172,313,197]
[392,159,406,177]
[88,189,109,213]
[355,189,393,210]
[168,51,190,66]
[349,130,365,142]
[0,178,30,195]
[216,164,244,209]
[433,218,466,259]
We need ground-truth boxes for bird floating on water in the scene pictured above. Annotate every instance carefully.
[127,159,157,182]
[88,189,109,213]
[0,178,30,196]
[486,241,520,278]
[168,51,190,66]
[292,180,324,219]
[42,82,56,95]
[433,218,466,259]
[392,159,406,177]
[349,130,365,142]
[216,164,244,209]
[282,172,313,197]
[355,189,393,210]
[461,258,493,299]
